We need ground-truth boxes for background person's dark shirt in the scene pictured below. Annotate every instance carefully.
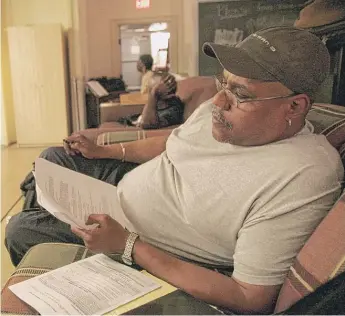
[117,95,185,129]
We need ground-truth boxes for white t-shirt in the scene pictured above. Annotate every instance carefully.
[117,100,344,285]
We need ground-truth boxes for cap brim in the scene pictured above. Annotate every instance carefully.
[202,42,277,82]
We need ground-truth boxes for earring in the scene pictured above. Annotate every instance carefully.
[288,119,292,127]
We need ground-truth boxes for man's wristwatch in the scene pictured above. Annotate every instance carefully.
[121,232,139,265]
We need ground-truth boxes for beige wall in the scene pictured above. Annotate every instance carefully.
[8,0,72,29]
[82,0,198,78]
[182,0,199,77]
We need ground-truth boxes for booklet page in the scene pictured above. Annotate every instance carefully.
[9,254,161,315]
[34,158,126,229]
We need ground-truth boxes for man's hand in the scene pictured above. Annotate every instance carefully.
[150,75,176,98]
[71,214,130,254]
[73,213,280,313]
[151,82,167,98]
[63,134,106,159]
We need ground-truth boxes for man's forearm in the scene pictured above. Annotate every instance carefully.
[132,240,279,314]
[101,135,168,164]
[141,94,159,127]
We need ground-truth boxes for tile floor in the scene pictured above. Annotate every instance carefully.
[1,145,46,286]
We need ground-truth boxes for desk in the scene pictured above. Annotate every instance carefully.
[85,91,125,128]
[100,102,145,124]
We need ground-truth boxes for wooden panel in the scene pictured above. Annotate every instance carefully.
[33,24,69,143]
[120,92,148,105]
[7,24,69,146]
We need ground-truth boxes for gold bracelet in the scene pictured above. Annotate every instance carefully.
[119,142,126,162]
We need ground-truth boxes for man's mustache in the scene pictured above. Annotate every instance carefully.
[212,105,233,130]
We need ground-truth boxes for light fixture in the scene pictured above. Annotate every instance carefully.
[148,23,168,32]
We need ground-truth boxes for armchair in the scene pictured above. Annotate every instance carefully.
[2,102,345,315]
[100,76,217,128]
[79,76,217,144]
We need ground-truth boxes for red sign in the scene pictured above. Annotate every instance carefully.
[136,0,150,9]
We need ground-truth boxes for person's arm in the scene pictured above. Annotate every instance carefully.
[132,240,280,314]
[140,79,177,129]
[101,135,168,163]
[72,215,281,314]
[140,93,159,128]
[64,134,168,164]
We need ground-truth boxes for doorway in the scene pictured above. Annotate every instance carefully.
[119,22,170,91]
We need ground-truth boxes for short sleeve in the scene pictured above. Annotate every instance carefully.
[232,166,342,286]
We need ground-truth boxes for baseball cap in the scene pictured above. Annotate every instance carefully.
[203,26,330,98]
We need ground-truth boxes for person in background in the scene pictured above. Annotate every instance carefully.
[119,72,185,129]
[294,0,345,28]
[135,72,185,128]
[137,54,154,94]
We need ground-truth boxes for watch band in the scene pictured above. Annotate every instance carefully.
[121,232,139,265]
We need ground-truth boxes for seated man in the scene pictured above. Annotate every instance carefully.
[294,0,345,28]
[137,54,154,94]
[118,72,185,129]
[5,27,344,314]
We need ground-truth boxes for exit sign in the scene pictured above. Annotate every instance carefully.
[136,0,150,9]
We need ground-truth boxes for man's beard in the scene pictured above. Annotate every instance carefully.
[212,105,233,130]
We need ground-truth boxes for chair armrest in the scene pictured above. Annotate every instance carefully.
[100,104,145,123]
[73,125,176,146]
[77,127,128,143]
[97,127,175,145]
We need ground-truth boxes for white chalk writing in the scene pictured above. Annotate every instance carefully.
[245,13,298,34]
[256,2,303,12]
[217,4,249,20]
[214,28,244,46]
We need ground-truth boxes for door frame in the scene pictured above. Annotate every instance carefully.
[110,16,178,77]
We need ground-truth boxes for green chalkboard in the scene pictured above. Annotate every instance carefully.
[199,0,306,76]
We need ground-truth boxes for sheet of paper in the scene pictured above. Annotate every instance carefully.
[87,80,109,97]
[34,158,126,230]
[9,254,161,315]
[109,271,177,315]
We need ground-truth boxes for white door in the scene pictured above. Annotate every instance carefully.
[120,30,151,90]
[7,24,69,146]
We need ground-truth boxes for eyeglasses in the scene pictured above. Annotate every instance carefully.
[214,75,296,110]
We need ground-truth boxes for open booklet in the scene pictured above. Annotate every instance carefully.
[9,158,176,315]
[34,157,126,230]
[9,254,163,315]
